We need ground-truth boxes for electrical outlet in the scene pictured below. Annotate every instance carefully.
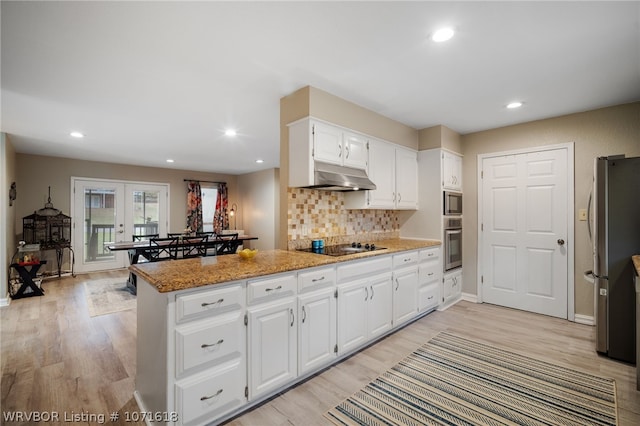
[578,209,587,221]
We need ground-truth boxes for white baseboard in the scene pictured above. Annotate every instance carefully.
[461,292,478,303]
[573,314,595,326]
[0,296,11,307]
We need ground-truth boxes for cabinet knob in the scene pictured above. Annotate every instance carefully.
[557,239,565,246]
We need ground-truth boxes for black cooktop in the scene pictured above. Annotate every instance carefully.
[298,242,386,257]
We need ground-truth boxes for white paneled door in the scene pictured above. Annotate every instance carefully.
[480,148,568,318]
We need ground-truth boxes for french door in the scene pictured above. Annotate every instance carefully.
[479,145,573,319]
[72,178,169,273]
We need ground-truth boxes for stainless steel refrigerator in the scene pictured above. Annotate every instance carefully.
[592,155,640,364]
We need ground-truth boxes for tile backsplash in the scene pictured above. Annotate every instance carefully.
[287,187,399,250]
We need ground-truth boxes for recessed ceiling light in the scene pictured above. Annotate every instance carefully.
[70,131,84,138]
[225,129,237,137]
[432,27,455,42]
[507,101,523,109]
[255,159,264,164]
[166,159,175,163]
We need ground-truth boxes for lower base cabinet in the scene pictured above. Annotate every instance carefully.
[247,297,297,400]
[175,358,245,425]
[135,245,442,426]
[443,268,462,307]
[337,272,393,355]
[298,287,337,375]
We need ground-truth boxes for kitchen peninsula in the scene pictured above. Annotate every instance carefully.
[131,238,441,426]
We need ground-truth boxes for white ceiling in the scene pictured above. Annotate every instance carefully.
[2,1,639,175]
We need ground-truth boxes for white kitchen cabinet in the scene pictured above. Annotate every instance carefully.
[442,268,462,308]
[392,251,419,327]
[288,118,369,188]
[418,247,441,312]
[298,287,337,375]
[342,131,369,169]
[395,146,419,209]
[247,274,298,400]
[345,138,418,210]
[443,150,463,191]
[337,272,393,355]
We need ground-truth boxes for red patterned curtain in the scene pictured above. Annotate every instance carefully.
[186,181,202,232]
[213,183,228,233]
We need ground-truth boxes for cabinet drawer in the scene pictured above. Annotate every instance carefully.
[247,274,296,305]
[393,251,419,268]
[175,311,244,377]
[176,284,244,323]
[418,283,439,312]
[337,256,392,283]
[419,261,440,285]
[175,359,245,425]
[298,266,336,292]
[419,247,440,262]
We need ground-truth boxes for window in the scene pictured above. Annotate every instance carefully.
[201,186,218,233]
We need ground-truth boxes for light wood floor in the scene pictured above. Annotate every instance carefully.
[1,270,639,425]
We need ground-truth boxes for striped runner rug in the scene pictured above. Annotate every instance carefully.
[326,332,618,425]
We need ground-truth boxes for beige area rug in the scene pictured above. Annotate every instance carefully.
[327,332,618,426]
[84,278,136,317]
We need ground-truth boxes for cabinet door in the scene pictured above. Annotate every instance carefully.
[313,122,343,165]
[248,298,297,400]
[443,151,462,191]
[298,288,337,375]
[343,131,368,170]
[367,274,393,339]
[393,267,418,327]
[367,139,396,208]
[395,147,418,209]
[443,270,462,305]
[337,281,368,354]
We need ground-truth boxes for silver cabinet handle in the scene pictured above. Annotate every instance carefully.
[427,272,434,277]
[395,278,399,291]
[404,258,411,263]
[312,276,325,283]
[345,144,350,158]
[370,285,374,300]
[265,285,282,292]
[201,339,224,349]
[398,193,402,202]
[338,143,342,157]
[201,298,224,307]
[290,308,294,327]
[200,389,223,401]
[365,287,369,301]
[302,306,306,323]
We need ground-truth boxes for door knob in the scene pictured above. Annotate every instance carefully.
[557,239,565,246]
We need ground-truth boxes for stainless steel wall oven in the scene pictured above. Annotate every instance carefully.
[443,217,462,271]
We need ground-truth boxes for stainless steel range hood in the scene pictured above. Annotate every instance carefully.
[306,161,376,191]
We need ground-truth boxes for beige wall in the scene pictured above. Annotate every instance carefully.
[13,154,240,274]
[461,102,640,318]
[238,168,279,250]
[1,134,17,303]
[419,125,462,153]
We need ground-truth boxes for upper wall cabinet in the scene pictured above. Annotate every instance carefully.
[345,138,418,210]
[288,118,369,188]
[442,151,462,191]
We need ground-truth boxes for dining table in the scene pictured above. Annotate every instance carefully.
[107,234,258,294]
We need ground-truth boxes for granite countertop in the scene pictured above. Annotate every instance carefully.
[633,255,640,276]
[131,238,441,293]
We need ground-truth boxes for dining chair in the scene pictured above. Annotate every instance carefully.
[217,233,239,255]
[132,234,160,262]
[181,235,209,258]
[148,237,180,261]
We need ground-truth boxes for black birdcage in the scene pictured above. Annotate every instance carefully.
[22,187,72,249]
